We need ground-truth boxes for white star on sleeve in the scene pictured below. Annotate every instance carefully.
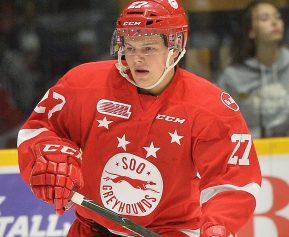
[97,116,113,129]
[169,130,183,145]
[117,134,130,151]
[143,142,160,158]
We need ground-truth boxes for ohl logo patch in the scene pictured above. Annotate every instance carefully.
[221,92,239,112]
[100,153,163,216]
[97,99,132,119]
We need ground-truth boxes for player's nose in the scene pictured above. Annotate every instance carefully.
[132,54,145,63]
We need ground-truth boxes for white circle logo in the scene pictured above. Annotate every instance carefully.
[100,153,163,216]
[168,0,179,9]
[221,92,239,111]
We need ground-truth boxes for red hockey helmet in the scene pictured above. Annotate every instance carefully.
[111,0,188,55]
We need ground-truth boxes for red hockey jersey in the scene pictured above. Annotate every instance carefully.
[18,60,261,236]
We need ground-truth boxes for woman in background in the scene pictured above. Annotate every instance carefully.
[218,0,289,138]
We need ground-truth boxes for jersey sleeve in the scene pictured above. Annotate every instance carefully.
[192,94,262,235]
[17,72,82,185]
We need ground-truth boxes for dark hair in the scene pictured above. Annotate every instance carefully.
[230,0,280,64]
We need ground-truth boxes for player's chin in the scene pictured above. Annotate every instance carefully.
[135,80,154,89]
[133,76,153,87]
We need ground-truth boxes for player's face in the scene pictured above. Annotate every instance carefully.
[124,35,175,94]
[249,3,284,44]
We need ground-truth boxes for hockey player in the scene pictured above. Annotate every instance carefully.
[17,0,262,236]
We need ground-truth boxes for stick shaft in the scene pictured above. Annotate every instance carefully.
[71,192,160,237]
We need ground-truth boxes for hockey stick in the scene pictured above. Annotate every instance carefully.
[71,192,161,237]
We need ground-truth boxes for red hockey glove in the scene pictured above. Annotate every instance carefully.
[201,225,228,237]
[30,140,84,215]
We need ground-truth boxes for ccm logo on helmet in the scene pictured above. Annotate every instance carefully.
[123,21,142,26]
[42,144,82,159]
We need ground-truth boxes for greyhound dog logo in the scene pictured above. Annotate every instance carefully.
[100,153,163,216]
[103,171,159,193]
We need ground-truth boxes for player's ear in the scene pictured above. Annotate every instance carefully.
[171,48,181,62]
[173,49,180,57]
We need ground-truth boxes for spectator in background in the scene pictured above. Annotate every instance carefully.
[69,28,98,68]
[16,0,53,82]
[218,0,289,138]
[0,32,45,118]
[1,0,52,116]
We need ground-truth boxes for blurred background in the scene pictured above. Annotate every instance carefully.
[0,0,118,148]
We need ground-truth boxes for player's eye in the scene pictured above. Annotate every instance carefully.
[143,47,157,55]
[124,46,135,54]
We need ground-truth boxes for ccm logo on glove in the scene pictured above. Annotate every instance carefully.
[30,141,84,215]
[42,144,82,160]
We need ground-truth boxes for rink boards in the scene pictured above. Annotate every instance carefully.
[0,138,289,237]
[0,150,74,237]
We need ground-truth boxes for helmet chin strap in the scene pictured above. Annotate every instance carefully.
[115,48,186,90]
